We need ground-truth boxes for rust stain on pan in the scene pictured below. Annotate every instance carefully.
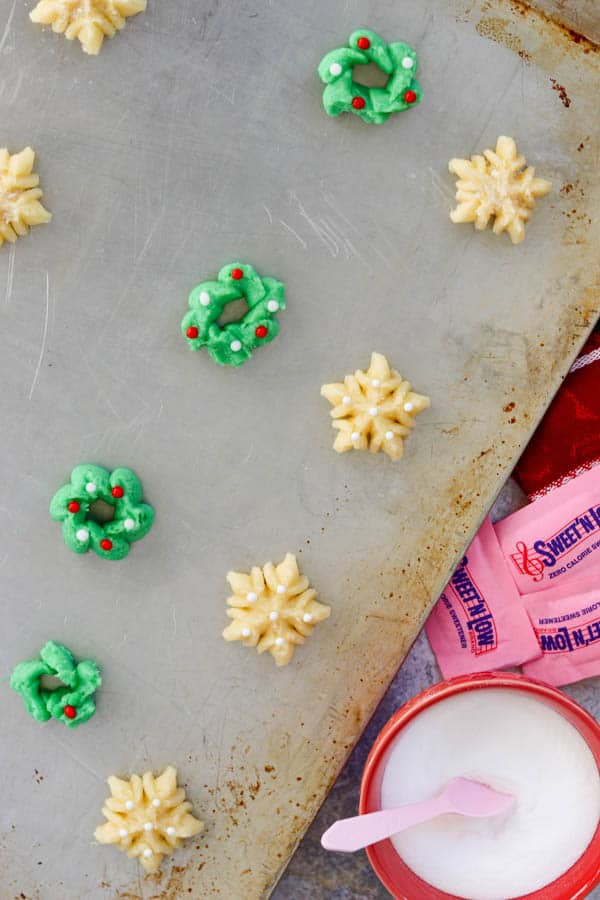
[481,0,600,52]
[467,0,599,78]
[473,11,597,78]
[517,0,600,47]
[550,77,572,106]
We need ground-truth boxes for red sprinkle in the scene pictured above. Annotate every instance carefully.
[64,705,76,719]
[231,268,244,280]
[100,539,113,551]
[67,501,80,514]
[186,326,199,339]
[357,36,371,49]
[404,90,417,104]
[352,97,366,110]
[111,486,124,499]
[255,325,268,339]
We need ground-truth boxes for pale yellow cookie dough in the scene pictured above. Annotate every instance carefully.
[0,147,51,247]
[30,0,147,55]
[94,765,203,874]
[449,135,551,244]
[223,553,330,666]
[321,352,430,461]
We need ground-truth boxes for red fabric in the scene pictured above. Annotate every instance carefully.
[514,331,600,500]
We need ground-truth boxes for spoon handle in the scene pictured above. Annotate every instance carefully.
[321,796,448,853]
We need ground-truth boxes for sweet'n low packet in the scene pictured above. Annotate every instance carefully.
[522,575,600,686]
[494,465,600,594]
[426,517,541,678]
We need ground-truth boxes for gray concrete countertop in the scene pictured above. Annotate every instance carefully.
[274,481,600,900]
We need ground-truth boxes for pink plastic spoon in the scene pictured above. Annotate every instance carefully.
[321,777,514,853]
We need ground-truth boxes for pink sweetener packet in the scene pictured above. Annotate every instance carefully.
[522,575,600,686]
[426,517,541,679]
[495,465,600,594]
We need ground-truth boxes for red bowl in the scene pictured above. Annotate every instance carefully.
[360,672,600,900]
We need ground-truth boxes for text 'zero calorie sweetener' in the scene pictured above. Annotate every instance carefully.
[495,465,600,594]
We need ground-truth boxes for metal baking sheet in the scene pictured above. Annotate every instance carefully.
[1,1,599,897]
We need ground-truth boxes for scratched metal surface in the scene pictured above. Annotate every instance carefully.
[0,1,598,898]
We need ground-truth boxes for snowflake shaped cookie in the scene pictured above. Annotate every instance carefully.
[449,136,551,244]
[94,765,203,873]
[0,147,51,248]
[321,352,430,461]
[30,0,147,55]
[223,553,330,666]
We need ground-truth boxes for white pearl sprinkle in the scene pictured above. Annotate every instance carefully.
[119,828,128,838]
[267,300,279,313]
[85,482,96,494]
[329,62,342,76]
[230,340,242,352]
[167,827,176,837]
[402,56,414,69]
[276,584,286,595]
[144,822,153,832]
[199,291,210,306]
[275,637,285,647]
[303,613,313,623]
[242,627,251,638]
[369,407,379,417]
[125,800,134,811]
[371,379,381,387]
[76,528,89,542]
[143,848,153,859]
[385,431,394,441]
[269,611,279,622]
[152,798,161,808]
[351,432,360,442]
[124,517,135,531]
[404,401,414,412]
[342,395,351,405]
[246,591,257,602]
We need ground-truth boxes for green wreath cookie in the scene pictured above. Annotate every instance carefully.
[50,464,154,560]
[181,262,285,367]
[318,29,422,124]
[10,640,101,728]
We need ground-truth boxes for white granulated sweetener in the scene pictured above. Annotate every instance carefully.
[380,689,600,900]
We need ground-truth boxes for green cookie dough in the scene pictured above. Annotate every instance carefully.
[318,29,422,124]
[50,464,154,560]
[10,640,101,728]
[181,262,285,367]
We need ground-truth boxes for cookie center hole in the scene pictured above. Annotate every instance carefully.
[352,63,389,89]
[88,499,115,525]
[40,675,66,691]
[217,298,249,328]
